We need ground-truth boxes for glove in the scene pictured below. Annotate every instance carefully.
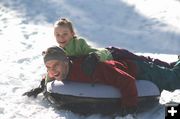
[81,53,99,77]
[22,79,45,98]
[22,87,43,98]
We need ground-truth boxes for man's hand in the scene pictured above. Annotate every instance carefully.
[81,53,99,77]
[22,87,43,98]
[22,79,45,98]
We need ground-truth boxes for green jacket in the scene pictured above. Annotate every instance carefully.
[64,37,113,61]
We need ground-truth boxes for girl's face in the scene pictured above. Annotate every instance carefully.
[54,26,74,48]
[45,60,69,81]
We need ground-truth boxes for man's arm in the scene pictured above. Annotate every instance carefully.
[22,78,45,98]
[93,61,138,108]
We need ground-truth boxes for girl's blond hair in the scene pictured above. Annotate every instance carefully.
[54,18,75,33]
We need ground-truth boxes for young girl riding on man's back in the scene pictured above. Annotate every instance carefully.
[53,18,113,61]
[53,18,176,75]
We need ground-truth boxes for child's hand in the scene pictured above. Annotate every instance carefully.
[81,53,100,77]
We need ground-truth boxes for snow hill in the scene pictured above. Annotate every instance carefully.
[0,0,180,119]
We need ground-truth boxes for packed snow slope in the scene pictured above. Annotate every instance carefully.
[0,0,180,119]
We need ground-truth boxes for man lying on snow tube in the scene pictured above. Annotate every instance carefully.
[23,46,180,115]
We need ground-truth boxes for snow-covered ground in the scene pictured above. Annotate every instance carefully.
[0,0,180,119]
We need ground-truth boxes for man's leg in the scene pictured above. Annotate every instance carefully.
[135,60,180,91]
[172,60,180,78]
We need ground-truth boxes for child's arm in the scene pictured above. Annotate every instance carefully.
[64,37,112,61]
[80,38,113,61]
[64,37,96,56]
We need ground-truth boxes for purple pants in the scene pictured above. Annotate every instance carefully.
[106,46,175,68]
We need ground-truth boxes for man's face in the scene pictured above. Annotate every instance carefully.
[54,26,74,48]
[45,59,68,81]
